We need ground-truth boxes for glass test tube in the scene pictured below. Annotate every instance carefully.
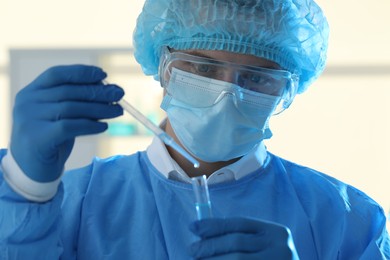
[191,175,213,220]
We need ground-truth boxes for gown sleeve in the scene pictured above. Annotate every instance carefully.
[339,186,390,259]
[0,148,91,259]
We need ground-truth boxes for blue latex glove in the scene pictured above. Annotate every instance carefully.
[189,217,299,260]
[10,65,124,182]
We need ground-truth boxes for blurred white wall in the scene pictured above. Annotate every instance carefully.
[0,0,389,220]
[318,0,390,64]
[0,0,146,146]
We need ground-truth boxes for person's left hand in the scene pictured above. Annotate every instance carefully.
[189,217,299,260]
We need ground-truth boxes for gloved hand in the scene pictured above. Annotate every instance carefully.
[10,65,124,182]
[189,217,299,260]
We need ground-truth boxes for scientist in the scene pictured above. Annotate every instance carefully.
[1,0,389,259]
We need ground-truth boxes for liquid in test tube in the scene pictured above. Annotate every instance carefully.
[191,175,213,220]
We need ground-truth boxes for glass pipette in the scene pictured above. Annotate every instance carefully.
[117,99,200,168]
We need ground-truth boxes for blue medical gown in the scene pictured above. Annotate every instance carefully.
[0,148,389,259]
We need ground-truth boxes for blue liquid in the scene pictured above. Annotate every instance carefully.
[195,202,213,220]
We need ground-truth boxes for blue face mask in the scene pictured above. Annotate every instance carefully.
[160,69,280,162]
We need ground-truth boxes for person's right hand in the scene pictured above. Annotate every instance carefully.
[189,217,299,259]
[10,65,124,182]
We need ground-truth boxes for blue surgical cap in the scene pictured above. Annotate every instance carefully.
[133,0,329,93]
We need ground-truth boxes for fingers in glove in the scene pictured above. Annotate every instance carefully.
[190,232,268,258]
[35,83,124,103]
[190,218,268,238]
[30,65,107,88]
[31,102,123,121]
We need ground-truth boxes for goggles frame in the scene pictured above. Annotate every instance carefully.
[159,46,299,114]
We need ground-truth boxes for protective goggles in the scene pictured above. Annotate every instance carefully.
[159,47,299,114]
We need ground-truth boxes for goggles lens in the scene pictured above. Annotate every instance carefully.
[165,67,280,111]
[159,47,299,113]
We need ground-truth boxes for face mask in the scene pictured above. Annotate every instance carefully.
[160,69,280,162]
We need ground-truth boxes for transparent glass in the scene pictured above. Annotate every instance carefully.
[164,67,281,111]
[191,175,213,220]
[159,47,299,114]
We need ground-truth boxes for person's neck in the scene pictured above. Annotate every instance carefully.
[164,119,239,178]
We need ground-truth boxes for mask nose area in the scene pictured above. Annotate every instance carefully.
[214,89,239,108]
[218,69,240,86]
[214,70,241,108]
